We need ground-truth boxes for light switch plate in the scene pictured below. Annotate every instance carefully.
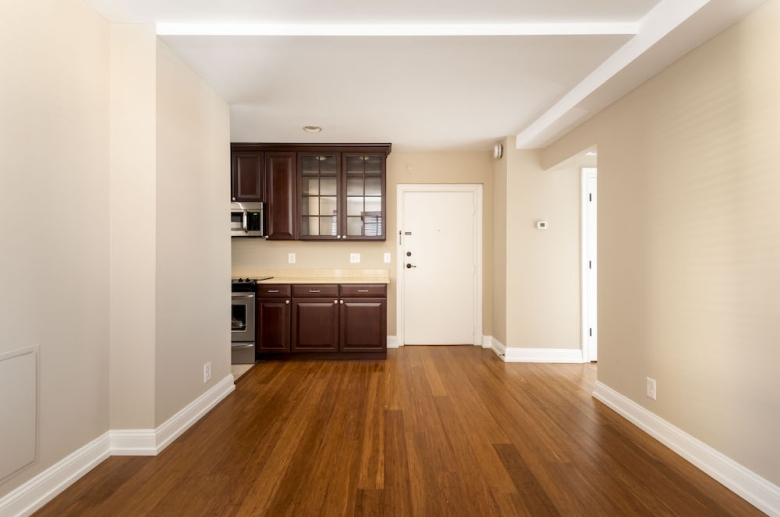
[350,253,360,264]
[288,252,296,264]
[383,252,391,263]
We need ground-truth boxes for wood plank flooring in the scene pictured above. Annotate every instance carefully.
[34,347,764,516]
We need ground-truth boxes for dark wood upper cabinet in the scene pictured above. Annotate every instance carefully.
[298,149,388,241]
[298,152,341,240]
[265,151,297,240]
[341,153,386,241]
[231,143,390,242]
[231,152,264,202]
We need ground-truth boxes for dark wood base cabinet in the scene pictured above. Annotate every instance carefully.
[257,283,387,360]
[256,284,291,353]
[341,298,386,352]
[292,299,339,353]
[256,299,291,353]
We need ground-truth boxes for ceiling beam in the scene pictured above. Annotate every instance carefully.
[156,22,639,37]
[515,0,713,148]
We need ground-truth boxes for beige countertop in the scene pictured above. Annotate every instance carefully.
[231,268,389,285]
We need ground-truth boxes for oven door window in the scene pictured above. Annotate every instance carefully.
[232,304,247,332]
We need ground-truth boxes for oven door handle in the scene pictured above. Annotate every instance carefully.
[242,210,248,233]
[231,343,254,349]
[232,293,254,299]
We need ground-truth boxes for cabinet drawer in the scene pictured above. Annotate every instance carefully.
[340,284,387,298]
[291,284,339,298]
[257,284,291,298]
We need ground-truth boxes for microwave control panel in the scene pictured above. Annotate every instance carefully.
[247,212,262,232]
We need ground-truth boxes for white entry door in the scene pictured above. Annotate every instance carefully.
[399,186,481,345]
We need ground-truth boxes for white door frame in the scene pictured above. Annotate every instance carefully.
[396,184,483,347]
[581,168,598,362]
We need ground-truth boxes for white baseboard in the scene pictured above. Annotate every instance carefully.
[111,373,235,456]
[481,335,492,348]
[387,336,399,348]
[155,374,234,454]
[109,430,156,456]
[593,382,780,517]
[0,432,111,517]
[0,374,236,517]
[503,347,584,363]
[491,338,506,357]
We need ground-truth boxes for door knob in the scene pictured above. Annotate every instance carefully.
[406,251,412,256]
[406,263,416,269]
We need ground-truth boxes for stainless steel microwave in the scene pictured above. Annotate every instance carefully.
[230,202,265,237]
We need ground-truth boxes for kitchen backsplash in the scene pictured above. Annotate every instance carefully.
[231,238,392,271]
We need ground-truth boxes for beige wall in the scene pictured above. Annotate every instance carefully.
[0,0,110,495]
[0,2,233,498]
[109,23,157,430]
[499,147,582,351]
[491,140,508,346]
[544,0,780,485]
[232,151,494,337]
[155,41,231,425]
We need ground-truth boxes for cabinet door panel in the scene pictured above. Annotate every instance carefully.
[340,298,386,352]
[298,152,341,240]
[266,152,297,240]
[257,299,291,353]
[232,152,264,202]
[292,299,339,352]
[342,153,386,240]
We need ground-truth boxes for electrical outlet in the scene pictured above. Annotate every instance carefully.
[646,377,657,400]
[383,252,391,264]
[288,252,296,264]
[350,253,360,264]
[203,362,212,383]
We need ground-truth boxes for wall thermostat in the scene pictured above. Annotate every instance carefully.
[536,220,549,230]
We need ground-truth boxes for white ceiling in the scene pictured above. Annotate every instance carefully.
[84,0,767,151]
[165,35,630,150]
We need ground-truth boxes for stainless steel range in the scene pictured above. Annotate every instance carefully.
[231,278,257,364]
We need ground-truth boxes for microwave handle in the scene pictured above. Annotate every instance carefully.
[242,211,248,233]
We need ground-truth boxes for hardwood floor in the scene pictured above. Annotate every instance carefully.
[34,347,763,516]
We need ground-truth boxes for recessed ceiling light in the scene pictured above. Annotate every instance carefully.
[303,125,322,133]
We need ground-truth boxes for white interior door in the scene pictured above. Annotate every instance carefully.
[401,189,477,345]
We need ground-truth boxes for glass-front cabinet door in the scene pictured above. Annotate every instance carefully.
[343,153,385,240]
[299,153,340,239]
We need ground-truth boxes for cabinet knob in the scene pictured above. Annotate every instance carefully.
[285,300,290,304]
[337,235,341,239]
[232,197,236,201]
[333,299,338,304]
[340,300,344,304]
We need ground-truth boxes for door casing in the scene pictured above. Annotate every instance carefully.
[581,167,598,362]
